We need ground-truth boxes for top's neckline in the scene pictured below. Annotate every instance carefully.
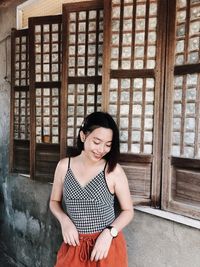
[68,167,104,189]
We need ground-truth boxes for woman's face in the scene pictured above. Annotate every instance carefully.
[81,127,113,161]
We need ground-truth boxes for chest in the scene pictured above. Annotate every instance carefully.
[63,168,114,200]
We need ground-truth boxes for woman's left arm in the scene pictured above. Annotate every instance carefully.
[108,163,134,230]
[90,164,134,261]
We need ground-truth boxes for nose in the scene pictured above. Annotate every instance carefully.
[97,144,104,154]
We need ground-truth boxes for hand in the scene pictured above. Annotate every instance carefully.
[90,229,113,261]
[60,215,80,246]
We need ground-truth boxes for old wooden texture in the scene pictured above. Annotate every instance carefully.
[161,0,177,211]
[35,143,60,182]
[10,28,30,173]
[102,0,111,111]
[13,140,30,173]
[61,1,103,157]
[162,0,200,219]
[28,15,62,179]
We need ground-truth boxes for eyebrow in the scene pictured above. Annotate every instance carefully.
[93,137,112,143]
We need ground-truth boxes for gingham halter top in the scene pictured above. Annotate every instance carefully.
[63,158,115,234]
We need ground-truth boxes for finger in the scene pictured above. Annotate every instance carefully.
[66,237,72,246]
[94,251,101,262]
[63,237,67,243]
[90,249,96,261]
[74,233,80,246]
[97,251,105,261]
[103,250,108,259]
[70,237,76,247]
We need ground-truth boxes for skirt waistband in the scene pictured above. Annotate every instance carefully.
[79,232,100,262]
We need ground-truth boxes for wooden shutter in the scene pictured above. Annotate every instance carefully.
[102,0,167,205]
[61,0,104,157]
[162,0,200,219]
[29,15,62,181]
[10,29,30,174]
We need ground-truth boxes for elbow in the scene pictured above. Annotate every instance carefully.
[129,208,134,222]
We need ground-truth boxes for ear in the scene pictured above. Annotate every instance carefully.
[80,131,86,142]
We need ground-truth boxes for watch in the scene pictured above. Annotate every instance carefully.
[106,225,118,238]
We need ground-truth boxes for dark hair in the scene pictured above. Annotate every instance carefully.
[77,112,120,173]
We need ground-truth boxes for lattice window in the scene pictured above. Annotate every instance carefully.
[175,0,200,65]
[63,3,104,151]
[68,10,103,76]
[67,83,102,147]
[35,87,60,144]
[171,0,200,158]
[11,29,30,173]
[108,0,159,157]
[14,90,30,140]
[13,31,30,141]
[34,22,62,82]
[111,0,158,70]
[109,77,154,154]
[15,35,29,86]
[12,30,30,141]
[172,74,200,158]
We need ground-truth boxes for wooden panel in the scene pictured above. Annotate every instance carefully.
[13,140,30,173]
[122,162,152,204]
[162,0,200,219]
[29,15,62,179]
[35,143,60,182]
[172,167,200,204]
[102,0,166,206]
[10,28,30,173]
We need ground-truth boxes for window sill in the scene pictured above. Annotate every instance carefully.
[135,206,200,230]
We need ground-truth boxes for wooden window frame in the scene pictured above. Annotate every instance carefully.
[10,28,30,174]
[162,0,200,220]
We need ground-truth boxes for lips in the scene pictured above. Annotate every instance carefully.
[93,153,103,160]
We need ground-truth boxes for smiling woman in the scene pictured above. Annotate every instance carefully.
[49,111,134,267]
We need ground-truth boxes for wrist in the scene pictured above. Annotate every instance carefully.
[105,225,118,238]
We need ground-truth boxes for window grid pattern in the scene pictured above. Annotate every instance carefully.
[111,0,158,70]
[175,0,200,65]
[15,35,29,86]
[14,90,30,140]
[35,88,60,144]
[67,84,102,147]
[172,73,200,158]
[68,9,103,77]
[35,23,62,82]
[109,78,155,154]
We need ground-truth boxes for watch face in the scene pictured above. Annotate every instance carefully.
[110,227,118,237]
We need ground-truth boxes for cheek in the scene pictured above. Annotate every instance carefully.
[105,147,111,154]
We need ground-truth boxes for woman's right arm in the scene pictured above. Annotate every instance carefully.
[49,158,80,246]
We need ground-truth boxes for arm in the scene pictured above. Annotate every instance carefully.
[107,163,134,231]
[49,158,80,246]
[91,164,134,261]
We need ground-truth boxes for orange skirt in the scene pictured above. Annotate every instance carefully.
[54,231,128,267]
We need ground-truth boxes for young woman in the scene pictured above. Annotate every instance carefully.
[50,112,134,267]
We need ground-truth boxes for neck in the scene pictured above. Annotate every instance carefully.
[79,151,104,167]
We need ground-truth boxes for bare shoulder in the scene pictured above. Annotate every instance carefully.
[54,157,69,183]
[111,163,126,178]
[56,157,69,171]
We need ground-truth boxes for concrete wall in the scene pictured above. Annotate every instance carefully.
[1,1,200,267]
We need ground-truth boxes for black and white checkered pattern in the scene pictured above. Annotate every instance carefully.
[63,163,115,234]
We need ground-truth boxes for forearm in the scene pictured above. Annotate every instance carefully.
[111,209,134,231]
[49,199,70,224]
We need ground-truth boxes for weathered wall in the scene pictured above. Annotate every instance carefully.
[0,175,62,267]
[124,211,200,267]
[1,1,200,267]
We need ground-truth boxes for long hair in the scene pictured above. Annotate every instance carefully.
[77,112,120,173]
